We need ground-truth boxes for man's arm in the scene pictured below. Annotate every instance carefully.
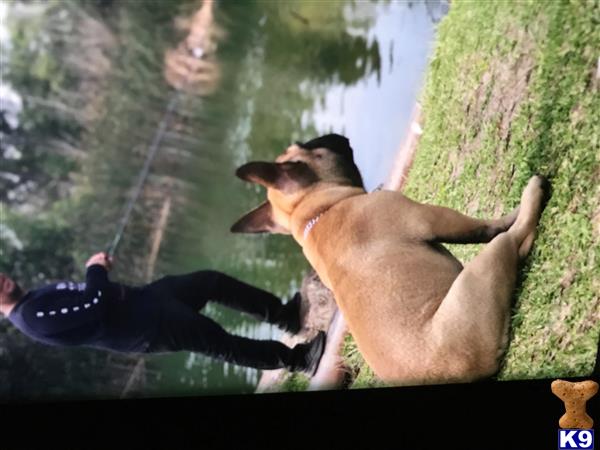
[12,253,114,338]
[84,252,113,300]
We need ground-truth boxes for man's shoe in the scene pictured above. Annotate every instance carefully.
[291,331,326,376]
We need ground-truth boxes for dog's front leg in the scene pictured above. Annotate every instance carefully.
[415,203,519,244]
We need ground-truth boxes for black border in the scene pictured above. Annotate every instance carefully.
[4,357,599,450]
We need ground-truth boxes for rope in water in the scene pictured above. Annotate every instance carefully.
[105,93,181,258]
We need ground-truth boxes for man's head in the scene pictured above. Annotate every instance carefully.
[0,273,23,316]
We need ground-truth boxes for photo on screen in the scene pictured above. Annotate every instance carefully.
[0,0,598,405]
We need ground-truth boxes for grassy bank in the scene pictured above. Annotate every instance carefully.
[344,0,600,388]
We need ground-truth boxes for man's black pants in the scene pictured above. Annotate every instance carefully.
[143,271,298,370]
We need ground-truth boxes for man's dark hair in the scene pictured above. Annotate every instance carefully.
[297,134,365,188]
[10,282,23,303]
[2,275,24,303]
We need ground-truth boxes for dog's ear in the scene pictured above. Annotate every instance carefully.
[230,201,289,234]
[235,161,317,193]
[236,162,281,187]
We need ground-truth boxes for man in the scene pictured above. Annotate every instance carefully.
[0,252,326,375]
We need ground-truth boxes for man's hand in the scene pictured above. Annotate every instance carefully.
[86,252,113,271]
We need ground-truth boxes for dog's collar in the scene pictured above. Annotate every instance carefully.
[302,185,383,241]
[303,213,324,240]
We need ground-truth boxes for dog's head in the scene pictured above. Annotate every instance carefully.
[231,133,364,234]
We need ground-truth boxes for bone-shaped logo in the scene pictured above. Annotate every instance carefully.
[551,379,598,429]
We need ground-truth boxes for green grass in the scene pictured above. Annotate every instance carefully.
[278,372,311,392]
[344,0,600,388]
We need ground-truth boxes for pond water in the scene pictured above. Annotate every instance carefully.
[138,0,447,398]
[1,0,447,399]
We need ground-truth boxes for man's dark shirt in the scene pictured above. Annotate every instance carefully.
[8,265,161,353]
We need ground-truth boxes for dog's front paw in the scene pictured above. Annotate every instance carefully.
[526,175,551,205]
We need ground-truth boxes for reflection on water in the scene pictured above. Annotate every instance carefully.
[144,0,447,397]
[313,1,444,191]
[0,0,447,400]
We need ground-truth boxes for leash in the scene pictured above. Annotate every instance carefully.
[105,0,219,259]
[105,93,181,258]
[105,4,217,258]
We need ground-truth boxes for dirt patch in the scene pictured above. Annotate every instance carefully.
[451,26,536,182]
[546,294,600,360]
[559,268,578,291]
[590,168,600,245]
[575,296,600,335]
[465,197,480,215]
[592,206,600,244]
[543,301,575,361]
[543,267,600,363]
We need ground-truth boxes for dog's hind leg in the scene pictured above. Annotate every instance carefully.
[429,176,548,381]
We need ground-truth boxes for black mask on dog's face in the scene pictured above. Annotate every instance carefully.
[294,134,364,188]
[297,134,356,164]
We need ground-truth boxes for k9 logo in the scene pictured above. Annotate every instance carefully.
[559,429,594,449]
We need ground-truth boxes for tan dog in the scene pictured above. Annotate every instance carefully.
[231,134,549,385]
